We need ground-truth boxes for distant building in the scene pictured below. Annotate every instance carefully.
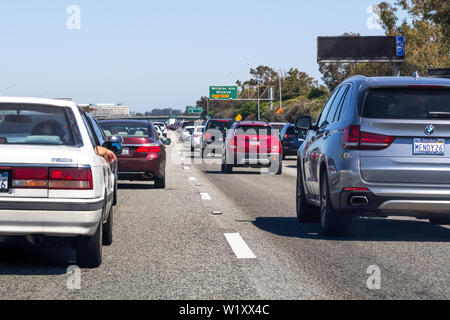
[88,103,131,118]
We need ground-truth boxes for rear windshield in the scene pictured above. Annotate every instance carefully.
[100,123,153,138]
[0,104,78,145]
[207,120,234,132]
[362,87,450,120]
[235,125,274,136]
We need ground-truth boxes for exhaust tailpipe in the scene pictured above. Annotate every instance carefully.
[350,196,369,206]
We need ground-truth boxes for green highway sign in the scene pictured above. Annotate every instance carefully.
[209,86,238,100]
[187,107,203,113]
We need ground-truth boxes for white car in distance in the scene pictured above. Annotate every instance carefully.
[0,97,120,268]
[181,126,195,142]
[190,126,204,152]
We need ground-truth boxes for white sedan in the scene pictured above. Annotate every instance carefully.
[0,97,120,268]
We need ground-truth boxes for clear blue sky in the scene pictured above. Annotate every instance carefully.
[0,0,392,112]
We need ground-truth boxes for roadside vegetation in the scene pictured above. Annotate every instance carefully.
[193,0,449,123]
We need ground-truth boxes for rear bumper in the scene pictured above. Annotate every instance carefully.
[0,198,104,236]
[229,153,280,167]
[336,189,450,219]
[118,158,162,178]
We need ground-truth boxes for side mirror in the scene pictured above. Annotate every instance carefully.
[103,141,122,155]
[296,116,313,130]
[110,135,123,144]
[162,138,172,146]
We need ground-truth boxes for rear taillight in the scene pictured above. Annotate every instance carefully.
[49,168,93,190]
[13,168,48,188]
[204,132,212,140]
[271,138,282,154]
[342,125,395,150]
[136,146,161,153]
[284,134,295,139]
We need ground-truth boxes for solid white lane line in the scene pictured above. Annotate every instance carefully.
[200,193,212,200]
[224,233,256,259]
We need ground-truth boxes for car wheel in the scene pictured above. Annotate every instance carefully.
[429,218,450,225]
[296,164,320,223]
[102,205,113,246]
[269,159,283,175]
[76,220,102,268]
[112,180,118,206]
[155,175,166,189]
[224,163,233,174]
[320,173,351,237]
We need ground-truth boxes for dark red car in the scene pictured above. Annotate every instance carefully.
[99,120,168,188]
[222,121,282,175]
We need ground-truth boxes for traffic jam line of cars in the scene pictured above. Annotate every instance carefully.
[178,74,450,238]
[1,74,449,269]
[0,98,171,268]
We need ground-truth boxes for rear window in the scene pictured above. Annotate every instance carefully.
[100,123,152,138]
[0,104,78,145]
[362,87,450,119]
[207,120,234,132]
[235,125,274,136]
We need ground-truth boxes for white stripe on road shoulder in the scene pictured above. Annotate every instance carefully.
[224,233,256,259]
[200,193,211,200]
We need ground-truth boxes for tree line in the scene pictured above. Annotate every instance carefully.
[193,0,449,123]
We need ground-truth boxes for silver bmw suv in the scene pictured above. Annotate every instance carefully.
[296,75,450,236]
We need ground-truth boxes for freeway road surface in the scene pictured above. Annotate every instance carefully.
[0,132,448,299]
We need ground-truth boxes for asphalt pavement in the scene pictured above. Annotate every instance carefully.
[0,131,448,300]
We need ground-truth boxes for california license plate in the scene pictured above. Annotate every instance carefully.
[0,171,10,193]
[414,138,445,156]
[121,148,129,156]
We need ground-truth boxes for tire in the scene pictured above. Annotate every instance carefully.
[76,221,102,268]
[102,205,113,246]
[429,218,450,225]
[112,180,118,206]
[191,146,194,153]
[296,164,320,223]
[269,159,283,175]
[320,173,351,237]
[225,164,233,174]
[155,175,166,189]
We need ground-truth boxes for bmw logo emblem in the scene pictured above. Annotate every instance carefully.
[425,125,435,135]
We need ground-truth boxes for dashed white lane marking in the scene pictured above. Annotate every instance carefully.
[224,233,256,259]
[200,193,212,200]
[184,166,190,170]
[188,177,197,181]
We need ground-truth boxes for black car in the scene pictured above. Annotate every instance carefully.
[280,124,307,159]
[200,119,235,158]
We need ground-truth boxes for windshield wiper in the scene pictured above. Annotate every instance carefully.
[427,112,450,119]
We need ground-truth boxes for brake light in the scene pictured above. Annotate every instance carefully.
[284,134,295,139]
[13,168,48,188]
[342,125,395,150]
[204,132,212,140]
[49,168,93,190]
[271,138,282,154]
[136,146,161,153]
